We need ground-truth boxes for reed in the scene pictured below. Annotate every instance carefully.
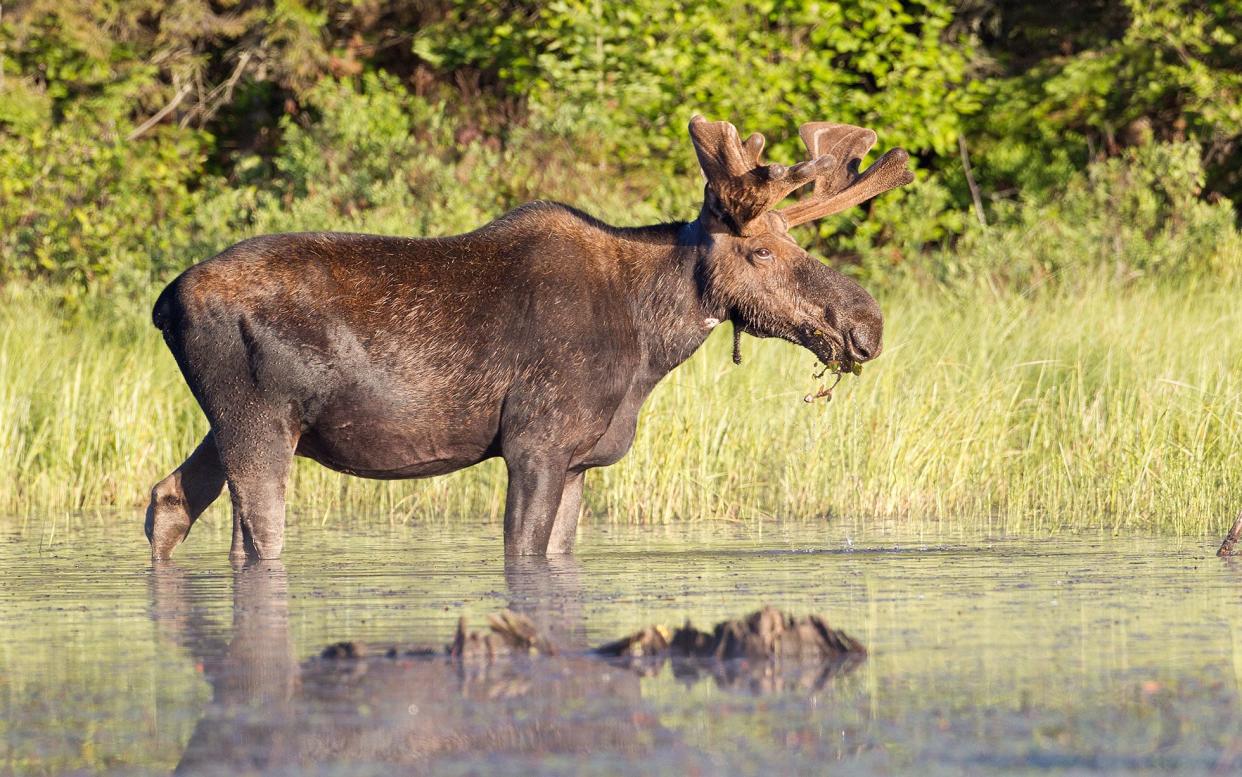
[2,274,1239,535]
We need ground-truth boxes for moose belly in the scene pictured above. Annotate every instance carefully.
[572,382,647,469]
[295,399,501,479]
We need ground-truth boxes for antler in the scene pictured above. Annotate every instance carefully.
[777,122,915,228]
[688,116,913,234]
[688,115,835,235]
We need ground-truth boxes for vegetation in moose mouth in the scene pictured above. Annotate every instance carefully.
[802,359,862,404]
[793,324,844,367]
[791,324,862,403]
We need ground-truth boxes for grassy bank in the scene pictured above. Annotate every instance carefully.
[2,274,1239,535]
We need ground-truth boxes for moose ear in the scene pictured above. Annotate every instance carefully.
[698,187,738,234]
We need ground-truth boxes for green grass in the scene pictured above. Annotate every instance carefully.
[2,274,1240,535]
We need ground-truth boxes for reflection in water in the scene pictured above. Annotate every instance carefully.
[151,562,296,774]
[6,523,1242,774]
[502,555,587,649]
[150,559,700,774]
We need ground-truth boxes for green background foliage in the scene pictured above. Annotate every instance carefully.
[2,0,1240,293]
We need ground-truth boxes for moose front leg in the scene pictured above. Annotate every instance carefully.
[502,453,570,556]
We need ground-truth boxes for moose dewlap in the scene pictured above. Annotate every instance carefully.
[145,116,913,561]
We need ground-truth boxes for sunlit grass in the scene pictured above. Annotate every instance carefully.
[1,273,1240,535]
[609,275,1242,535]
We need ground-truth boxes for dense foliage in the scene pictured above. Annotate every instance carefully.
[1,0,1240,293]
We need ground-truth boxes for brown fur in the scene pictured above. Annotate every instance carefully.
[146,118,911,560]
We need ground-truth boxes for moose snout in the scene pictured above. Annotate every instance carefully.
[844,313,883,363]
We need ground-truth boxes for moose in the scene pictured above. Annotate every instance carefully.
[145,116,913,561]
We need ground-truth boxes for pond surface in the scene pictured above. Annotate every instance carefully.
[1,519,1240,775]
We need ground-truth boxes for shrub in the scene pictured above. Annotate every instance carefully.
[0,80,210,295]
[871,141,1242,289]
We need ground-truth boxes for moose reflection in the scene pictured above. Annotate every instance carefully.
[149,560,682,774]
[150,560,863,773]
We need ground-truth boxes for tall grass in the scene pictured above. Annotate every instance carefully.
[2,273,1239,535]
[611,276,1242,534]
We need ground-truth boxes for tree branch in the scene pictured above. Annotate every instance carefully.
[126,83,194,142]
[958,134,988,228]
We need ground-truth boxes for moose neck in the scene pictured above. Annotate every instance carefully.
[613,217,726,378]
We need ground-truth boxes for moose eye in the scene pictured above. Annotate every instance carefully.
[752,247,774,263]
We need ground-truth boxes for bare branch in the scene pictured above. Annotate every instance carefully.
[180,51,253,129]
[126,83,193,142]
[959,135,987,228]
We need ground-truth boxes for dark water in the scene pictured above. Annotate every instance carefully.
[2,519,1240,775]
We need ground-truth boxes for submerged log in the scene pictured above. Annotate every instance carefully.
[1218,511,1242,557]
[449,611,558,659]
[318,611,555,662]
[591,606,866,693]
[594,606,865,660]
[318,606,864,694]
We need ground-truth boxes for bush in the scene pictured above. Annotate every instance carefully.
[0,81,210,295]
[415,0,978,205]
[2,0,1240,297]
[867,141,1242,289]
[193,73,671,246]
[967,0,1242,208]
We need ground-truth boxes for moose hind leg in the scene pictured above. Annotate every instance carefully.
[546,471,584,555]
[216,422,296,563]
[146,433,226,560]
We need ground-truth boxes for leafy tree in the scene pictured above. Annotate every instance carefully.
[414,0,978,187]
[0,0,1238,293]
[964,0,1242,209]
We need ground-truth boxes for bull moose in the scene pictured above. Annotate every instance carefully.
[145,116,913,561]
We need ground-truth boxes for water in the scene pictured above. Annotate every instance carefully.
[2,519,1240,775]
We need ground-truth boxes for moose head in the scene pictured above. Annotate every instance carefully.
[688,116,913,369]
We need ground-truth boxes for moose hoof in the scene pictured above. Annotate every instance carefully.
[146,506,192,561]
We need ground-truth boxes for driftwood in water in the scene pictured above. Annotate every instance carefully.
[449,610,558,659]
[320,611,560,662]
[592,606,866,693]
[594,605,865,660]
[319,606,864,694]
[1218,511,1242,557]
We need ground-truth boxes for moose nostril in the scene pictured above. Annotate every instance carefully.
[847,326,881,361]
